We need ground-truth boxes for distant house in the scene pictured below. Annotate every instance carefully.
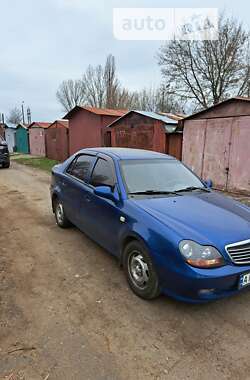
[63,106,127,155]
[46,120,69,162]
[16,124,30,154]
[4,125,17,153]
[106,110,183,160]
[29,122,51,156]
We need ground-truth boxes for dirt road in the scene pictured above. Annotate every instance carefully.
[0,162,250,380]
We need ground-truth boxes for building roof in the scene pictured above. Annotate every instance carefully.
[16,123,30,130]
[157,112,185,121]
[106,110,178,129]
[184,97,250,120]
[5,124,17,129]
[83,147,174,160]
[84,107,127,116]
[48,120,69,128]
[29,122,52,129]
[63,106,127,120]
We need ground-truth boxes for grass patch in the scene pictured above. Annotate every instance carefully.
[14,156,59,172]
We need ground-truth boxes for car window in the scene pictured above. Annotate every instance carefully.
[90,158,114,188]
[68,155,96,182]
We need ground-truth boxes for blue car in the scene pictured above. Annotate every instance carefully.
[50,148,250,303]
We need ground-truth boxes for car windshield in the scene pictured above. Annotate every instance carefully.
[120,159,205,194]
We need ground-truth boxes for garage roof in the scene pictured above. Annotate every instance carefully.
[106,110,178,128]
[63,106,127,119]
[184,97,250,120]
[29,122,52,129]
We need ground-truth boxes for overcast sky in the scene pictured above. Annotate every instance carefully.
[1,0,250,122]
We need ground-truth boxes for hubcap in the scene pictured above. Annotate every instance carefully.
[128,251,149,289]
[56,203,64,224]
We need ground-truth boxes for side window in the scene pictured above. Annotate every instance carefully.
[90,158,114,188]
[67,155,95,182]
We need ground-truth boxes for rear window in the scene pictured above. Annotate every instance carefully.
[67,155,96,182]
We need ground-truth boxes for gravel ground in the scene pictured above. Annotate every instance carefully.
[0,161,250,380]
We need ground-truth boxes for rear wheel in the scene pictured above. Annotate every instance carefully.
[54,199,71,228]
[3,162,10,168]
[123,241,160,300]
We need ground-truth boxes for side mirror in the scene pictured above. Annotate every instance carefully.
[94,185,119,202]
[204,179,213,189]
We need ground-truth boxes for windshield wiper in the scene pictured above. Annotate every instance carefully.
[128,190,181,196]
[175,186,210,193]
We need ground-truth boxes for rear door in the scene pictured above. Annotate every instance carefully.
[61,154,97,227]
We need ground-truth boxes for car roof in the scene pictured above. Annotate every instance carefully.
[79,147,175,160]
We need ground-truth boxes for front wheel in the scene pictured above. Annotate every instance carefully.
[54,199,71,228]
[123,241,160,300]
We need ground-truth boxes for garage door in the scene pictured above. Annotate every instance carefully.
[228,117,250,193]
[182,120,207,177]
[202,118,233,190]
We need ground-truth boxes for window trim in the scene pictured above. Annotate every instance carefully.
[89,155,116,189]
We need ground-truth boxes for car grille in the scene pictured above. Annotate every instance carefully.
[226,240,250,265]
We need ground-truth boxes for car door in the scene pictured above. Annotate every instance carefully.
[61,153,97,228]
[82,155,123,255]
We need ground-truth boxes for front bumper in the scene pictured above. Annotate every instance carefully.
[0,153,10,165]
[159,261,250,303]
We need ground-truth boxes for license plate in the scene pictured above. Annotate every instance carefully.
[239,272,250,289]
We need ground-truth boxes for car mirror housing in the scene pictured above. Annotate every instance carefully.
[203,179,213,188]
[94,185,120,203]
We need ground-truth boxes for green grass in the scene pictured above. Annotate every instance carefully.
[14,156,59,172]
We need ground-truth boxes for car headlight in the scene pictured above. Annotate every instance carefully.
[179,240,224,268]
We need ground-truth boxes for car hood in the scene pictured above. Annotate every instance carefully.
[133,191,250,249]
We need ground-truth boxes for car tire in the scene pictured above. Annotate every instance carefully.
[3,162,10,168]
[54,199,71,228]
[123,240,160,300]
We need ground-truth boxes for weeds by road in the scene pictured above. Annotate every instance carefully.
[13,156,58,172]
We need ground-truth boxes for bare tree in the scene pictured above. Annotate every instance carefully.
[132,86,185,113]
[56,54,183,113]
[7,107,22,125]
[158,14,249,110]
[56,79,86,112]
[57,55,137,111]
[83,64,106,107]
